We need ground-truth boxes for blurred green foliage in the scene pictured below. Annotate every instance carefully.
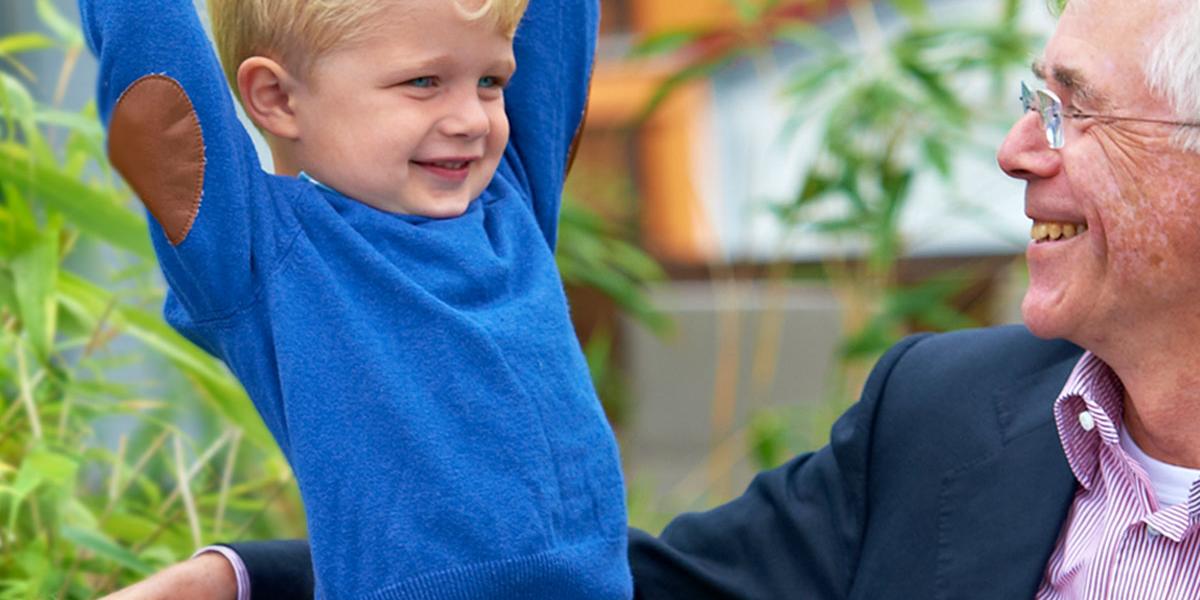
[636,0,1040,473]
[0,3,307,597]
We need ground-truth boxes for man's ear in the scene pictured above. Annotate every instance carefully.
[237,56,301,140]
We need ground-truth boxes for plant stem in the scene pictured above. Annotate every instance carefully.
[174,434,202,548]
[848,0,886,65]
[214,430,241,539]
[15,344,42,440]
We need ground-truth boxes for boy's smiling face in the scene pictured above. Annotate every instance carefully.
[286,2,515,217]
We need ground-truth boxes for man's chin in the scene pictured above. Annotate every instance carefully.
[1020,294,1072,341]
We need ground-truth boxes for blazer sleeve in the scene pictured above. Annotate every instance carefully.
[627,334,932,600]
[79,0,294,319]
[225,539,314,600]
[500,0,599,248]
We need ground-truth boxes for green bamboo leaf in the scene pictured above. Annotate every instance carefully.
[10,461,43,500]
[774,22,843,56]
[895,59,969,124]
[638,55,739,122]
[609,241,667,280]
[888,0,929,21]
[0,143,153,259]
[749,408,788,470]
[35,0,85,48]
[782,54,852,98]
[24,446,79,488]
[60,525,154,575]
[582,328,613,387]
[0,73,46,149]
[56,272,274,450]
[630,29,701,58]
[1,71,36,137]
[103,512,161,543]
[920,136,952,178]
[0,32,56,56]
[0,33,52,83]
[2,181,35,227]
[10,218,59,359]
[35,107,105,140]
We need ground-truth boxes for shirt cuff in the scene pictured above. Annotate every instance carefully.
[193,545,251,600]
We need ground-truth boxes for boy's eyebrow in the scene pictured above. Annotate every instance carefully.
[1031,59,1108,108]
[389,55,516,75]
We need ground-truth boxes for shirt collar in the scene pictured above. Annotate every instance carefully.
[1053,352,1200,540]
[1053,352,1125,491]
[298,171,338,194]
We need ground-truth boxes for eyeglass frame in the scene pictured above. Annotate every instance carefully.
[1019,80,1200,150]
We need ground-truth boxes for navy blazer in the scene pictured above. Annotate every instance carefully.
[230,326,1082,599]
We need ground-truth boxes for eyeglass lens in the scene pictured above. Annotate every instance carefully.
[1020,81,1065,149]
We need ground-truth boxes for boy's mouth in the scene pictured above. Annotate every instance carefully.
[412,158,475,183]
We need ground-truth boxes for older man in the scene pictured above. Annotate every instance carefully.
[107,0,1200,598]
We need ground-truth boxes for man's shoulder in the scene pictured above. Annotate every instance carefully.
[869,324,1082,442]
[895,324,1083,382]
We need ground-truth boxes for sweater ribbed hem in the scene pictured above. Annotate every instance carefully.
[359,536,631,600]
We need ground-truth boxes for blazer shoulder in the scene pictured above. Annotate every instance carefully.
[868,325,1082,455]
[893,324,1082,387]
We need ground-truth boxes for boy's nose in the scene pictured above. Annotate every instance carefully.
[440,92,491,140]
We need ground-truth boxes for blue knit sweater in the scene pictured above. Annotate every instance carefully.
[79,1,632,598]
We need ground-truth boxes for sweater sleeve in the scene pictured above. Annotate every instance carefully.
[79,0,291,319]
[501,0,599,249]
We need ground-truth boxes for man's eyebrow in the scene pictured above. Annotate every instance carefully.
[1031,59,1107,108]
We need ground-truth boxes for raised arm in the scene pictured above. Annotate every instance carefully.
[501,0,600,247]
[80,0,292,319]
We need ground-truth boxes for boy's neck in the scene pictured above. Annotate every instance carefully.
[268,138,300,177]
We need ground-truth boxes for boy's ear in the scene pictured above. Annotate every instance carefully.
[236,57,301,140]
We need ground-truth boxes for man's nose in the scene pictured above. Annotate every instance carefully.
[997,110,1062,181]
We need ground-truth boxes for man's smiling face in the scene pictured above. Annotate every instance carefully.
[997,0,1200,350]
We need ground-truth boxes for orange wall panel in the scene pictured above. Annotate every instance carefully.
[586,62,717,264]
[629,0,739,33]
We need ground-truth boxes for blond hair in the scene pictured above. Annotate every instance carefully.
[208,0,530,100]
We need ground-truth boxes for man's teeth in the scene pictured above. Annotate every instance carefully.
[1030,220,1087,243]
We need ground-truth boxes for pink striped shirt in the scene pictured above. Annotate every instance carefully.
[1037,353,1200,599]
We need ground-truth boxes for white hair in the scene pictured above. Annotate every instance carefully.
[1145,1,1200,153]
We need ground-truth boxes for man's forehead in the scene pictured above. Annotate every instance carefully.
[1031,2,1163,112]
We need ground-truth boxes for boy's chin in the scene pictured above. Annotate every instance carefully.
[352,190,473,219]
[404,190,476,219]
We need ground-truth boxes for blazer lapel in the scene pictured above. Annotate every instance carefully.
[933,357,1080,600]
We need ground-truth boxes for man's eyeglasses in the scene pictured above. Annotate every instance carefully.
[1019,81,1200,150]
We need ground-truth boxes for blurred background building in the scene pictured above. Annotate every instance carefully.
[566,0,1052,517]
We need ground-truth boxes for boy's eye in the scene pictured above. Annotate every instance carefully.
[479,76,505,89]
[406,77,436,88]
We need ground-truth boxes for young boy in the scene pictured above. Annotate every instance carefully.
[78,0,632,598]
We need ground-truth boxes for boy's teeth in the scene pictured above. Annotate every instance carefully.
[1030,220,1087,243]
[431,161,466,169]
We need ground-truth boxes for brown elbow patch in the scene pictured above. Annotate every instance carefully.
[107,74,205,246]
